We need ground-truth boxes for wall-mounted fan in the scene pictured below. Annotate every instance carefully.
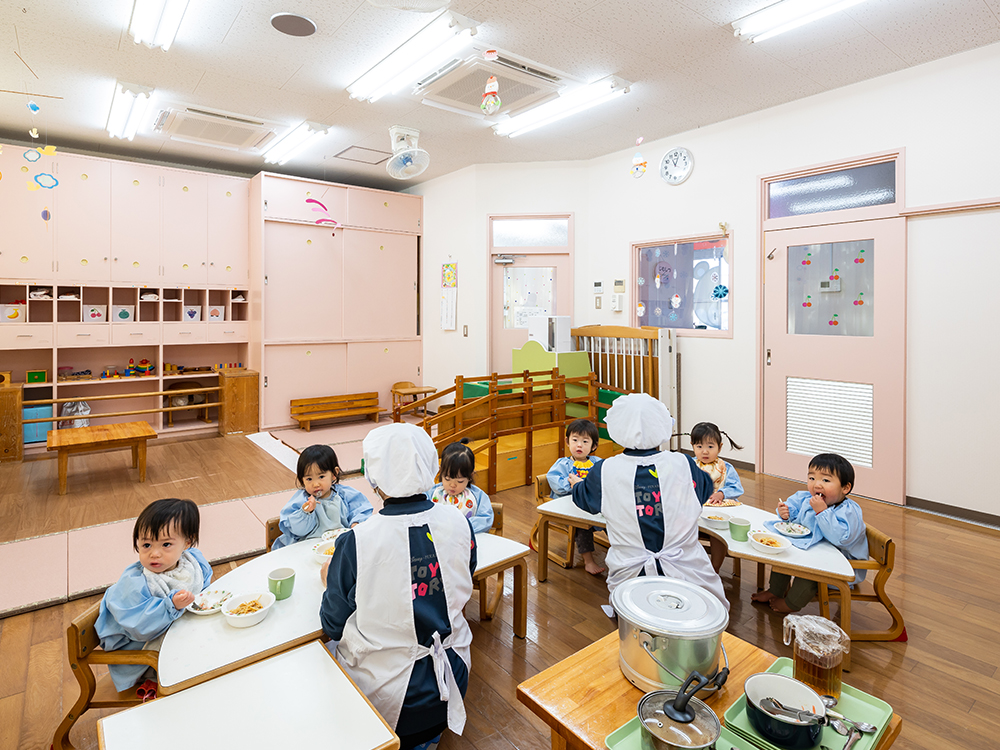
[386,126,430,180]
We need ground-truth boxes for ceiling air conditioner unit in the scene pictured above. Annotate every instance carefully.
[414,47,565,119]
[152,107,280,151]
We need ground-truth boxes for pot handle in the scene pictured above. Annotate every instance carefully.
[664,671,712,723]
[642,640,730,693]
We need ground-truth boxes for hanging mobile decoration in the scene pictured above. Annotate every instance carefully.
[670,293,681,309]
[483,49,498,61]
[712,284,729,300]
[801,295,812,308]
[635,136,644,145]
[27,100,40,113]
[481,75,501,115]
[853,292,864,306]
[630,152,647,178]
[28,127,39,139]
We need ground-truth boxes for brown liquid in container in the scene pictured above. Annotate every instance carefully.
[792,640,843,700]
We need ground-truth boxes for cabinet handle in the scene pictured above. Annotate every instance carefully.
[130,332,143,336]
[16,334,33,338]
[224,330,235,334]
[76,333,91,337]
[180,331,192,335]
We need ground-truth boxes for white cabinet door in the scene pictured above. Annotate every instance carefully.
[207,175,249,285]
[161,171,209,285]
[54,153,112,282]
[111,162,161,283]
[0,145,54,279]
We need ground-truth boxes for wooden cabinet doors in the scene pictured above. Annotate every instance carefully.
[263,343,348,428]
[161,171,208,285]
[111,162,162,283]
[346,188,421,233]
[0,146,54,279]
[207,175,249,285]
[54,153,112,282]
[341,230,417,339]
[263,176,347,223]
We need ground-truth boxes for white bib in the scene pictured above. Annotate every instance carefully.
[336,503,474,734]
[600,451,729,610]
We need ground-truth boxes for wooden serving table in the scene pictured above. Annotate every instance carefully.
[47,421,157,495]
[517,631,902,750]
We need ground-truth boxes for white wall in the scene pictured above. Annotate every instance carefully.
[412,41,1000,516]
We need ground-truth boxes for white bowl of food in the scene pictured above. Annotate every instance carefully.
[221,592,275,628]
[321,527,350,542]
[749,531,792,555]
[702,510,731,529]
[313,539,338,564]
[187,588,232,616]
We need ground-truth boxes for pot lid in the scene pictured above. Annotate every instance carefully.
[638,690,721,749]
[611,577,728,637]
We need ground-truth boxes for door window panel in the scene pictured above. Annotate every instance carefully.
[768,162,895,219]
[492,219,568,247]
[636,239,729,331]
[787,240,873,337]
[503,266,555,329]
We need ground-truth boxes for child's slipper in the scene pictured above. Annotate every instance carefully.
[135,679,157,701]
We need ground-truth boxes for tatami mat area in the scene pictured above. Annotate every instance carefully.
[1,420,394,618]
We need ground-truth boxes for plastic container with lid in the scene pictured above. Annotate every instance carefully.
[783,614,850,700]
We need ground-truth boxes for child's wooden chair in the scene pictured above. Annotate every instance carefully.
[817,524,907,641]
[265,516,281,552]
[530,474,577,568]
[474,502,506,621]
[53,601,160,750]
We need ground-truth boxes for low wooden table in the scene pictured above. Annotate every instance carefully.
[47,421,157,495]
[391,385,437,416]
[517,631,902,750]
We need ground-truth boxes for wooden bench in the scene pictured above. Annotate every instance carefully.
[290,392,386,432]
[47,421,157,495]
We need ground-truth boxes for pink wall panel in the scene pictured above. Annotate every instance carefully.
[346,340,422,410]
[263,176,347,223]
[341,230,417,340]
[346,188,421,234]
[263,343,348,428]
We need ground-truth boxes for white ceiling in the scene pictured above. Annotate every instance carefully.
[2,0,999,190]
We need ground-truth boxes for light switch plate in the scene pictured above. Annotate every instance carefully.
[595,296,602,309]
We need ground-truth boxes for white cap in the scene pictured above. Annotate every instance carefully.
[362,422,439,498]
[606,393,674,450]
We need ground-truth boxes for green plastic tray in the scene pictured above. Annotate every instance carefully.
[606,716,754,750]
[722,657,893,750]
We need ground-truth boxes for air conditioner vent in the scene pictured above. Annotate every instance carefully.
[155,107,280,151]
[493,55,562,83]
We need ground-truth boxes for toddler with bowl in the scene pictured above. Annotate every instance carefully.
[751,453,868,613]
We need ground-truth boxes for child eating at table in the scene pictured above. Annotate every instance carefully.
[426,439,494,534]
[688,421,744,572]
[547,419,606,575]
[271,444,374,550]
[96,498,213,693]
[751,453,868,613]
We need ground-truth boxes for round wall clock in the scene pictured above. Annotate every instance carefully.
[660,146,694,185]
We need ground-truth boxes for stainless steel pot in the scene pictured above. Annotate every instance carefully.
[611,577,729,695]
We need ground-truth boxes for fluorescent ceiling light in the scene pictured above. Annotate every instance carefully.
[106,81,154,141]
[130,0,190,51]
[732,0,867,43]
[261,121,330,165]
[493,76,630,138]
[348,11,478,103]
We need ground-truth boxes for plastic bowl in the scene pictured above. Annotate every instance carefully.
[749,531,791,555]
[701,511,731,529]
[744,672,825,748]
[321,528,350,542]
[313,539,337,564]
[221,592,275,628]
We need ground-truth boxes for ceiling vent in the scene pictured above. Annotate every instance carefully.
[414,48,564,119]
[152,107,279,151]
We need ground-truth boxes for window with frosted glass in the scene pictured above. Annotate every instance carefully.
[636,239,729,331]
[787,240,873,336]
[768,162,896,219]
[492,218,569,247]
[503,266,556,328]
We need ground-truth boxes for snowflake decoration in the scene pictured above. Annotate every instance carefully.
[637,277,645,286]
[654,307,662,316]
[669,311,679,321]
[711,271,720,284]
[655,248,661,258]
[712,284,729,300]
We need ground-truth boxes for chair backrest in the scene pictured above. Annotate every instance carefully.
[68,601,103,661]
[866,524,893,567]
[534,474,550,505]
[490,502,504,536]
[392,381,416,391]
[265,517,281,552]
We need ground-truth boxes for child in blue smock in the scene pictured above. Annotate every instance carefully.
[752,453,868,613]
[96,498,213,692]
[547,419,605,575]
[689,421,745,571]
[426,439,494,534]
[271,444,374,550]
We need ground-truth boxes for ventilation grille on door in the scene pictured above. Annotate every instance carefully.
[154,108,278,151]
[786,377,873,468]
[415,55,562,117]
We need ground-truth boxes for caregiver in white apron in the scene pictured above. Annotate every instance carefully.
[320,423,477,750]
[571,393,729,610]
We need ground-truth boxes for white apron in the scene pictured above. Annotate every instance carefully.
[601,451,729,610]
[336,503,474,735]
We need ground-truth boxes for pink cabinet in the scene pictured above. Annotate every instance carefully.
[346,188,421,233]
[342,230,417,340]
[263,222,344,342]
[161,171,208,285]
[111,162,162,284]
[263,176,347,224]
[263,343,348,428]
[346,340,422,410]
[54,153,112,282]
[0,145,54,279]
[207,175,249,285]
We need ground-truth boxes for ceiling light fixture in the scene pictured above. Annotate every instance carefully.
[129,0,190,51]
[106,81,154,140]
[347,11,478,103]
[493,76,630,138]
[732,0,867,43]
[261,121,330,165]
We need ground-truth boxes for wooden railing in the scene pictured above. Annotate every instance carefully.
[22,385,222,425]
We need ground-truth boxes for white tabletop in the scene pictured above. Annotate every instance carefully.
[160,532,530,692]
[536,496,854,580]
[99,641,397,750]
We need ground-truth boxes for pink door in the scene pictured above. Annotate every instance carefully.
[111,162,162,283]
[161,171,208,285]
[762,218,906,503]
[342,230,417,340]
[54,153,112,282]
[489,215,574,374]
[0,146,54,279]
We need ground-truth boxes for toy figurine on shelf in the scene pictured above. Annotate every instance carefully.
[125,358,136,377]
[101,365,117,379]
[136,358,155,376]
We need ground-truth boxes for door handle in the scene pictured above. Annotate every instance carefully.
[767,248,777,260]
[766,349,771,366]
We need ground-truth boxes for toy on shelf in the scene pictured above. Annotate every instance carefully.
[136,358,155,376]
[101,365,118,379]
[58,370,93,382]
[26,369,48,383]
[164,362,183,375]
[212,362,244,371]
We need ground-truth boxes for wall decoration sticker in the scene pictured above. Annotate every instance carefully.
[802,295,812,308]
[637,302,645,317]
[828,314,839,326]
[34,173,58,189]
[305,197,340,229]
[853,293,864,306]
[712,284,729,300]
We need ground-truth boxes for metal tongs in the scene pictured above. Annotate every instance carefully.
[759,697,825,725]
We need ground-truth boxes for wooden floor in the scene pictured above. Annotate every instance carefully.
[1,443,999,750]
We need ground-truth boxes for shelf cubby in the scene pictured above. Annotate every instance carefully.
[28,300,53,323]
